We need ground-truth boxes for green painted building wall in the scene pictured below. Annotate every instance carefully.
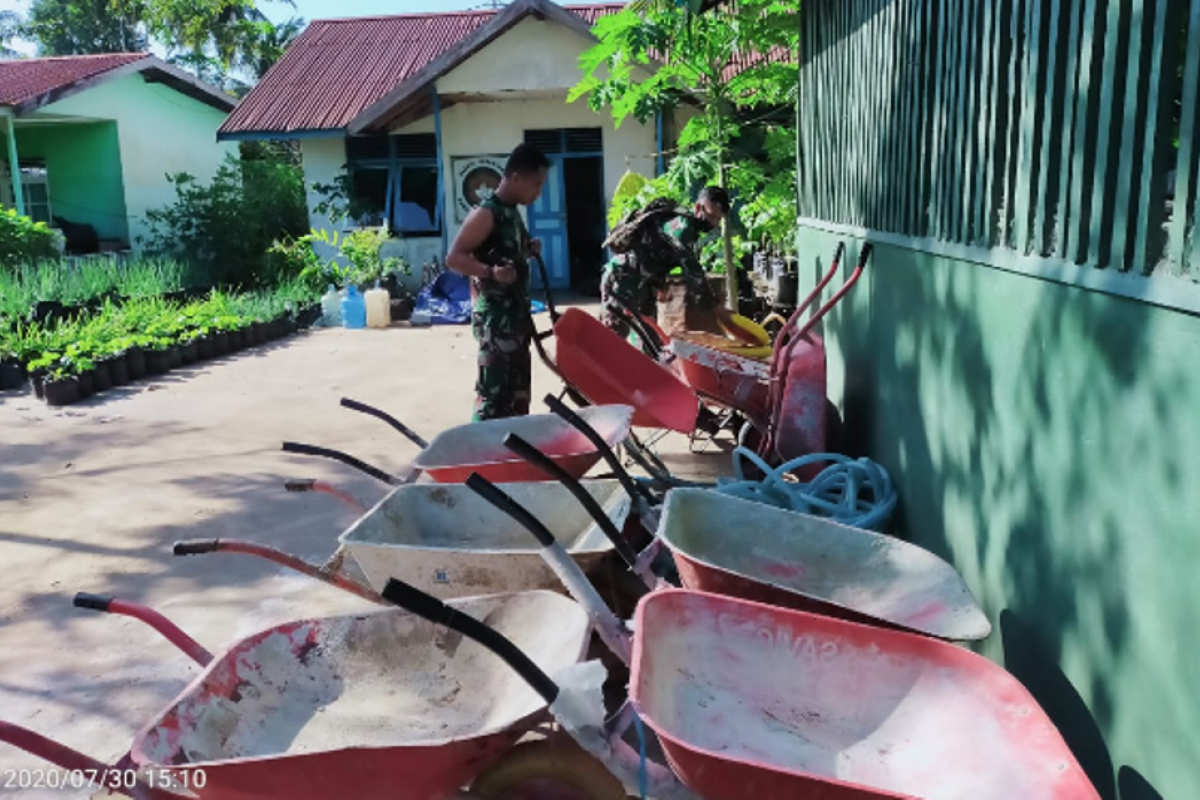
[46,73,237,251]
[14,123,128,241]
[796,1,1200,797]
[802,230,1198,800]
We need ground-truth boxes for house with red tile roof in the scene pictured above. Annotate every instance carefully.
[221,0,693,291]
[0,53,237,255]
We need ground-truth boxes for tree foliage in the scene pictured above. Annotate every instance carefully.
[24,0,146,56]
[19,0,299,84]
[573,1,800,258]
[141,148,308,286]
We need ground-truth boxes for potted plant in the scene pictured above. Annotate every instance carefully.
[120,335,149,381]
[101,345,131,387]
[144,337,172,375]
[42,364,80,407]
[178,326,202,365]
[0,329,24,391]
[65,352,98,399]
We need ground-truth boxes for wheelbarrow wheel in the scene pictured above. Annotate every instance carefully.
[468,739,629,800]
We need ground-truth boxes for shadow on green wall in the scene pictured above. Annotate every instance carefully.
[822,237,1183,799]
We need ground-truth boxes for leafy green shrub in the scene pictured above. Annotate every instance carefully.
[0,209,63,267]
[141,151,308,285]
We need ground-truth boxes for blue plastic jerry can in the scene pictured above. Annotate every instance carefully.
[341,285,367,329]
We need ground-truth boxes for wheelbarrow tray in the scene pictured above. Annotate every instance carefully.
[631,590,1099,800]
[412,404,634,484]
[553,308,698,433]
[657,490,991,641]
[340,480,632,598]
[670,335,770,422]
[132,592,591,800]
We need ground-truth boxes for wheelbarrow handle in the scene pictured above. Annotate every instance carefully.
[543,394,654,506]
[72,593,213,667]
[339,397,429,449]
[283,479,369,514]
[380,578,559,704]
[281,441,399,486]
[172,540,383,605]
[502,433,641,571]
[531,254,561,323]
[0,722,178,800]
[465,473,633,665]
[793,242,872,341]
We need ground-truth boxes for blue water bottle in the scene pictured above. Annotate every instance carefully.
[341,285,366,329]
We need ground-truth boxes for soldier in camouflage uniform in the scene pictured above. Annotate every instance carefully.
[600,186,732,339]
[446,144,550,421]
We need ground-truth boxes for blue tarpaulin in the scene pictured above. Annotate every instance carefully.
[414,272,472,325]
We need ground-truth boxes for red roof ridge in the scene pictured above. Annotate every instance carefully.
[309,3,623,26]
[15,52,149,62]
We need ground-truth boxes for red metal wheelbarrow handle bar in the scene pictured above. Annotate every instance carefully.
[283,479,369,514]
[0,721,177,800]
[173,539,383,605]
[73,593,213,667]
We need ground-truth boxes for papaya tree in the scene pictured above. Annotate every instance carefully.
[572,0,798,310]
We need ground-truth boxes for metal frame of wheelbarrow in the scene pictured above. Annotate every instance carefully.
[755,241,872,467]
[527,254,726,470]
[11,586,593,800]
[463,457,989,643]
[282,397,635,490]
[388,479,1099,800]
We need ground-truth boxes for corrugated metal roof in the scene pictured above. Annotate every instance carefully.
[220,4,622,137]
[0,53,150,109]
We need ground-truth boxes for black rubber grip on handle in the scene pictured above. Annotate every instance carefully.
[173,540,220,556]
[281,441,397,486]
[465,473,557,548]
[502,433,640,570]
[73,593,112,612]
[857,242,874,267]
[531,255,560,323]
[380,578,559,704]
[543,394,652,504]
[340,398,429,449]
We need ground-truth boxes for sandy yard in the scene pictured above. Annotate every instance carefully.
[0,309,727,799]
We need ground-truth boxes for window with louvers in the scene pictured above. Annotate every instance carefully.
[523,128,604,155]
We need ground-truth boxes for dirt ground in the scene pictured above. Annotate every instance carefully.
[0,307,730,799]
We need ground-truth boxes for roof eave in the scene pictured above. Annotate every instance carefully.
[216,127,344,142]
[9,55,236,117]
[10,55,151,116]
[346,0,599,135]
[140,58,238,113]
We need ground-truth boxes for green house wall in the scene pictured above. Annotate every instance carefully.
[15,122,128,242]
[800,225,1199,800]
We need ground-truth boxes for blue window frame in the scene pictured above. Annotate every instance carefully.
[345,134,442,237]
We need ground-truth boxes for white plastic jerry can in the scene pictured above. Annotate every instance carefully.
[365,281,391,329]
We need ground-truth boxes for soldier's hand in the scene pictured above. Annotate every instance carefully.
[491,262,518,284]
[528,239,543,258]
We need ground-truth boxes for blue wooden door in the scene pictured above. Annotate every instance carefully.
[525,157,570,291]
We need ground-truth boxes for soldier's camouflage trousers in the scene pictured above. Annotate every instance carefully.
[600,261,656,341]
[471,297,531,422]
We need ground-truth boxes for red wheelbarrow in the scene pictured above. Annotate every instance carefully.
[384,483,1100,800]
[667,242,871,468]
[1,590,592,800]
[279,399,635,511]
[496,419,987,642]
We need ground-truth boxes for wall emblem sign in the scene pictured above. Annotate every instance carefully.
[452,155,507,222]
